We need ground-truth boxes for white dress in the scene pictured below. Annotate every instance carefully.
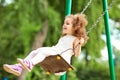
[51,35,76,64]
[32,35,76,75]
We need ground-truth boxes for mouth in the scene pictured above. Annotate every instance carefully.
[63,27,67,30]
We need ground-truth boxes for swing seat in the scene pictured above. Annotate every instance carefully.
[39,54,74,74]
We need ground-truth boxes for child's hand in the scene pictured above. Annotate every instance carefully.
[79,38,84,45]
[73,38,84,57]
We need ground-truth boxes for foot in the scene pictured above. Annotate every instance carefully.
[17,58,34,72]
[3,64,22,76]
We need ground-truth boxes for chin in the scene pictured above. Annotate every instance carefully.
[62,33,67,36]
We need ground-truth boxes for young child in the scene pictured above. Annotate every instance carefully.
[3,14,88,76]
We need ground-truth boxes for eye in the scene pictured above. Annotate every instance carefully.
[66,22,70,25]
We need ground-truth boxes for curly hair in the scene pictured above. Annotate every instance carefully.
[65,14,89,44]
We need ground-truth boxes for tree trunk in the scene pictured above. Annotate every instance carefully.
[18,20,48,80]
[31,20,48,50]
[18,0,48,79]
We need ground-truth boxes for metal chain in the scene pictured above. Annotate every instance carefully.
[86,0,115,35]
[60,48,73,55]
[60,0,93,55]
[60,0,115,55]
[80,0,93,14]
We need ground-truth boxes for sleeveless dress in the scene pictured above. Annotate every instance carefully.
[37,35,76,63]
[51,35,76,64]
[35,35,76,75]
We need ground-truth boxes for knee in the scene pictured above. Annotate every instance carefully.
[36,48,50,56]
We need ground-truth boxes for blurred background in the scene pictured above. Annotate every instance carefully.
[0,0,120,80]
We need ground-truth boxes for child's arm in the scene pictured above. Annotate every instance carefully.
[73,38,84,57]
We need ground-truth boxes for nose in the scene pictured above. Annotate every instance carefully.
[63,23,67,27]
[63,24,65,28]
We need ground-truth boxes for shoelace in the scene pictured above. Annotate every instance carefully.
[12,64,22,71]
[23,60,34,70]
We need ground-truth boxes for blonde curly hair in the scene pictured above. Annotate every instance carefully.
[65,14,89,44]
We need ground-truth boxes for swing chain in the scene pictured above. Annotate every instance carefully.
[60,0,115,55]
[80,0,93,14]
[60,48,73,55]
[86,0,115,35]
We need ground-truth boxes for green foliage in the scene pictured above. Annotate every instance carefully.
[76,61,110,80]
[26,65,60,80]
[113,47,120,66]
[67,71,79,80]
[19,21,42,53]
[44,6,61,46]
[85,0,105,59]
[109,0,120,21]
[0,0,120,80]
[0,0,45,79]
[115,66,120,80]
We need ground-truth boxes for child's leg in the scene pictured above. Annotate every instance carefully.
[17,47,57,71]
[17,49,41,72]
[24,49,40,60]
[31,47,56,65]
[23,48,48,64]
[30,50,48,65]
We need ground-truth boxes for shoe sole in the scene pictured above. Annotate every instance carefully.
[17,58,31,72]
[3,64,21,76]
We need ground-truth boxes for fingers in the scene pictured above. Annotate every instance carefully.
[79,38,84,44]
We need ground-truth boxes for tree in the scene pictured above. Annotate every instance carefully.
[1,0,120,80]
[0,0,62,79]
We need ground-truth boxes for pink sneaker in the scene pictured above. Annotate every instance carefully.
[17,58,34,72]
[3,64,22,76]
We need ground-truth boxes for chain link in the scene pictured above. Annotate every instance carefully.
[60,0,115,55]
[80,0,93,14]
[86,0,115,35]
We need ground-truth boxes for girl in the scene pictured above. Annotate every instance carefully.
[3,14,88,76]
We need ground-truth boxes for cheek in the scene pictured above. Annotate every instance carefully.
[68,26,73,31]
[70,27,74,33]
[71,27,75,33]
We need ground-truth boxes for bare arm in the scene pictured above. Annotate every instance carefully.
[73,38,84,57]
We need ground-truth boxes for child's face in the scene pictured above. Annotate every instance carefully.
[62,17,74,35]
